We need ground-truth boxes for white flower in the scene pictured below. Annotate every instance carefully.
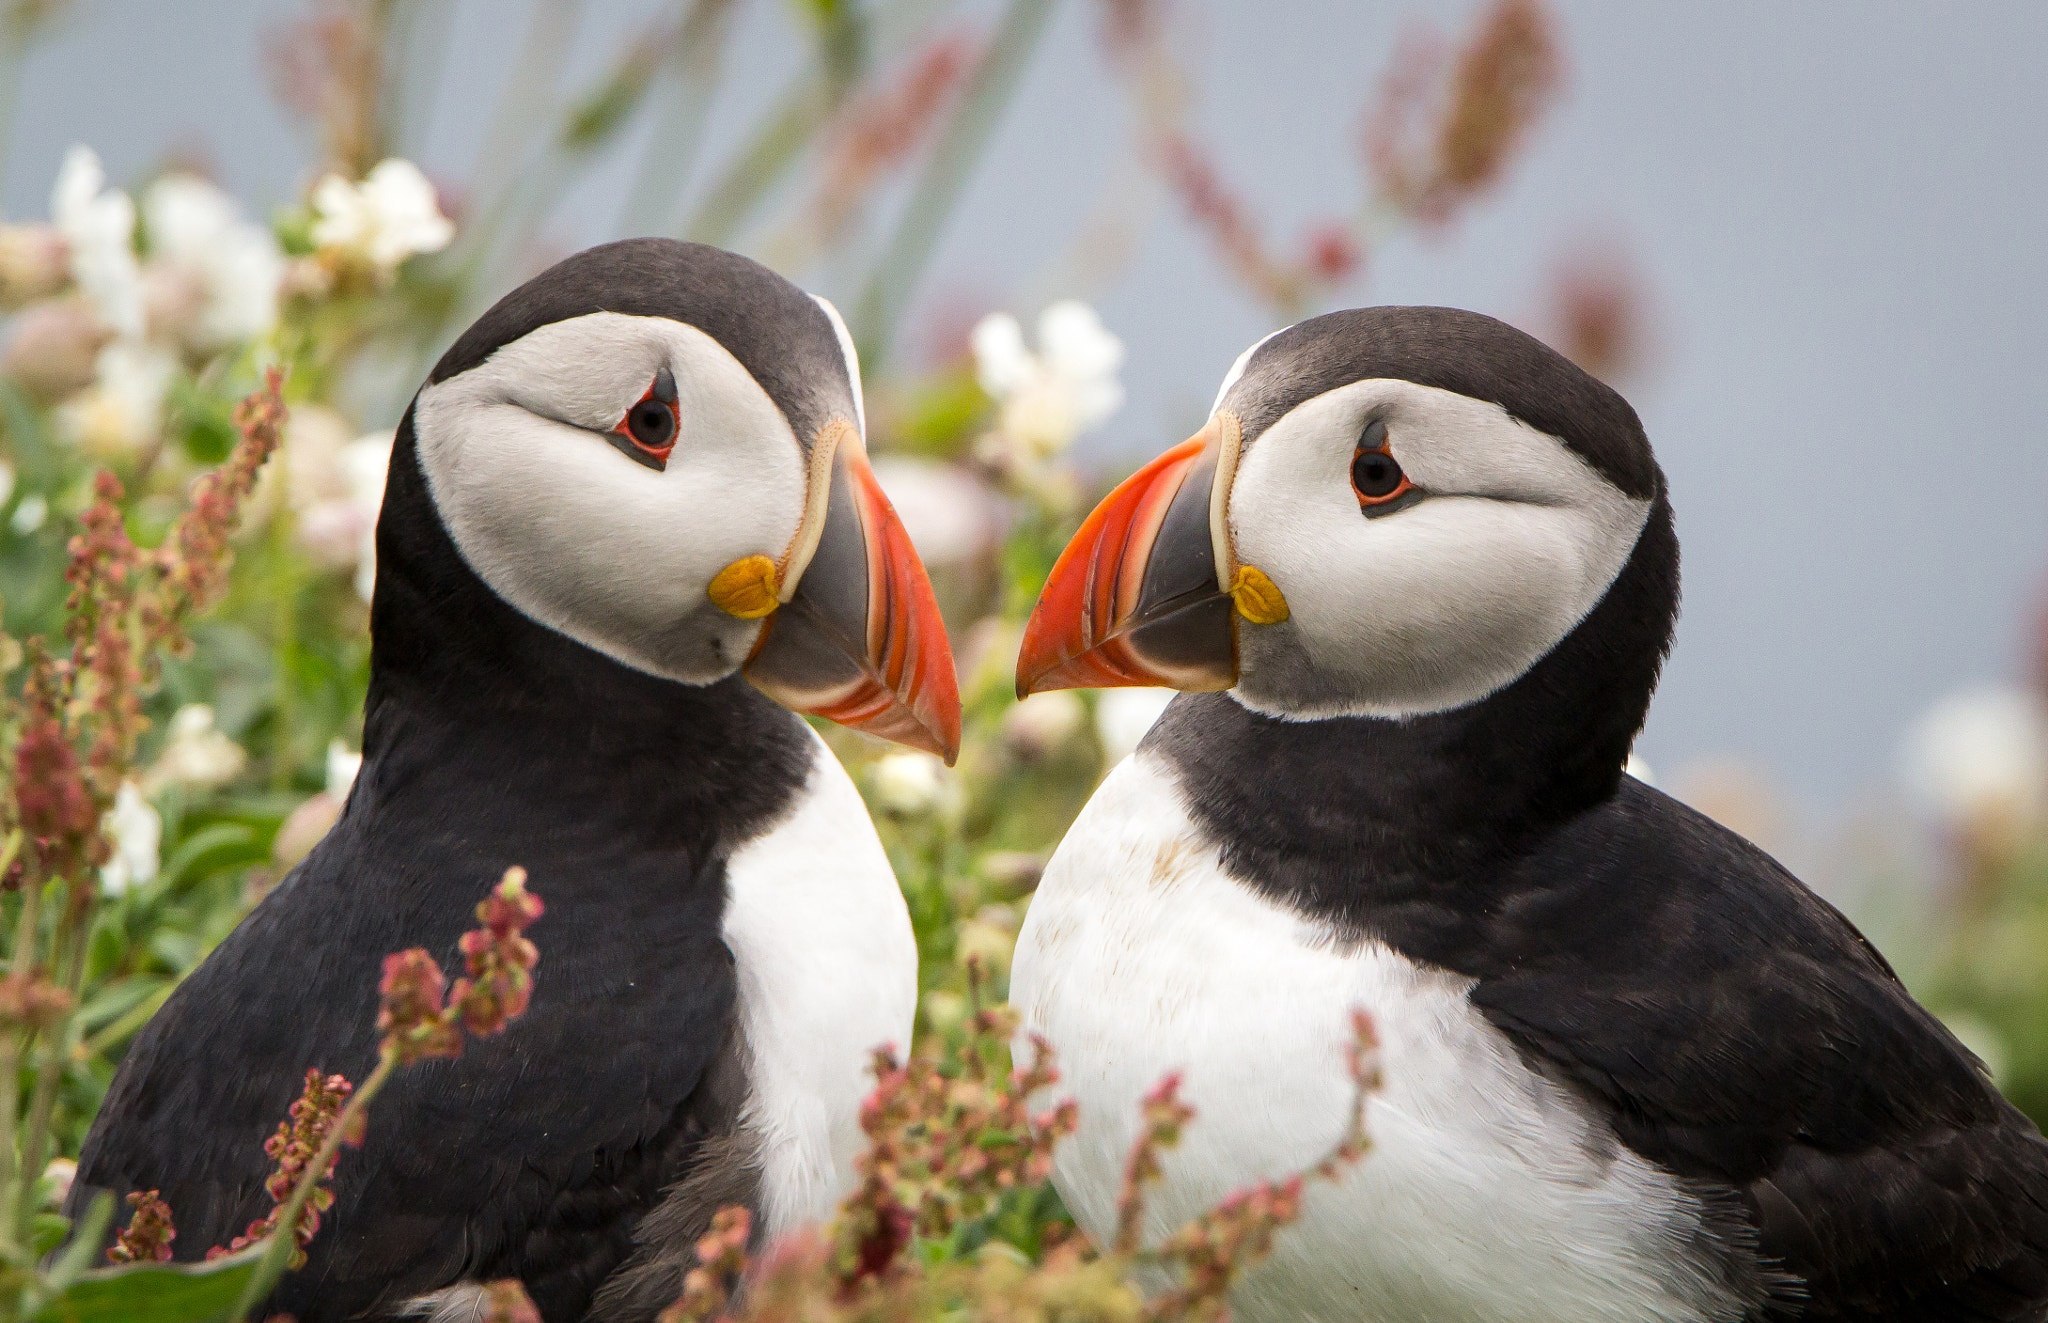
[41,1157,76,1207]
[143,704,246,793]
[972,300,1125,462]
[100,780,161,896]
[287,416,391,599]
[1094,687,1175,766]
[50,146,143,338]
[11,494,46,535]
[278,404,355,557]
[57,338,176,456]
[310,158,453,278]
[342,432,392,599]
[870,750,953,818]
[142,173,282,349]
[1901,686,2048,843]
[326,739,363,799]
[871,456,1003,570]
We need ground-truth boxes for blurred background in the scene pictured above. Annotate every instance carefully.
[11,0,2048,823]
[2,0,2047,1137]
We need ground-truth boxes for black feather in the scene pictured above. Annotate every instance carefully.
[1150,481,2048,1317]
[71,414,815,1320]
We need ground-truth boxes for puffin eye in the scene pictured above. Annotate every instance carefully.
[1350,420,1415,512]
[627,398,674,449]
[611,368,679,470]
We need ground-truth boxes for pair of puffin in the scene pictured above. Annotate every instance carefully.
[72,239,2048,1322]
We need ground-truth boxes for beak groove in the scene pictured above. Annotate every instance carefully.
[1016,421,1240,698]
[742,425,962,762]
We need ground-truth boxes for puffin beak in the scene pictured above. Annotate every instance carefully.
[739,421,962,762]
[1017,414,1264,698]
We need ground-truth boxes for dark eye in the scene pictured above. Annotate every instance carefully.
[627,398,675,450]
[1350,421,1414,510]
[611,368,679,470]
[1351,449,1404,499]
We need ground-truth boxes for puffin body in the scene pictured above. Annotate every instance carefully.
[72,239,959,1321]
[1010,307,2048,1321]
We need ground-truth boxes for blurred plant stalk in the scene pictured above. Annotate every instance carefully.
[0,375,282,1317]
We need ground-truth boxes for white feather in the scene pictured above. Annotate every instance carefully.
[722,729,919,1234]
[810,293,866,440]
[1222,377,1652,720]
[413,311,808,685]
[1012,754,1748,1323]
[1211,325,1288,419]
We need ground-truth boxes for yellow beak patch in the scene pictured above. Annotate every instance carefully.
[708,555,782,620]
[1228,564,1289,625]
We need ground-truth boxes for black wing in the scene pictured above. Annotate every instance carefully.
[72,801,740,1322]
[1462,779,2048,1322]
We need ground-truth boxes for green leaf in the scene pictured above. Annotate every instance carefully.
[159,823,263,890]
[76,976,159,1032]
[30,1213,72,1259]
[146,931,202,970]
[31,1249,263,1323]
[170,379,237,466]
[890,371,992,459]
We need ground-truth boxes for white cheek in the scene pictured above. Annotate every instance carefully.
[1225,379,1651,719]
[415,313,808,684]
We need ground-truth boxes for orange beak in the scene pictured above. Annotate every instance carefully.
[744,434,962,762]
[1016,421,1240,698]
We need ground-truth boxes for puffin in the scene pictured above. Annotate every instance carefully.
[1008,306,2048,1322]
[71,238,960,1321]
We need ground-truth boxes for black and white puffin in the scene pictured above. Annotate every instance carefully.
[71,238,960,1321]
[1009,307,2048,1321]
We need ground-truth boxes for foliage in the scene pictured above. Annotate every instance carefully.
[656,969,1378,1323]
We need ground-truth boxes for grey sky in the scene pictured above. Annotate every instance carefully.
[6,1,2046,817]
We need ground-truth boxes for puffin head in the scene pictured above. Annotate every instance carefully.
[402,238,960,760]
[1017,306,1672,728]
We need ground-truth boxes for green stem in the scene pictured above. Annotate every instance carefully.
[268,513,302,792]
[6,859,39,977]
[80,975,179,1060]
[31,1190,110,1304]
[682,0,868,247]
[848,0,1056,367]
[683,81,834,250]
[13,908,89,1238]
[233,1049,398,1320]
[616,0,737,238]
[464,0,587,232]
[0,862,42,1257]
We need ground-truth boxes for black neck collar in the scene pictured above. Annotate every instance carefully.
[1148,495,1678,930]
[354,413,813,860]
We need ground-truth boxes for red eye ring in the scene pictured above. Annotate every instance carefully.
[613,367,680,467]
[1350,445,1412,507]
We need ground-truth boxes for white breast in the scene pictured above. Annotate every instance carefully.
[722,729,918,1236]
[1011,753,1747,1323]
